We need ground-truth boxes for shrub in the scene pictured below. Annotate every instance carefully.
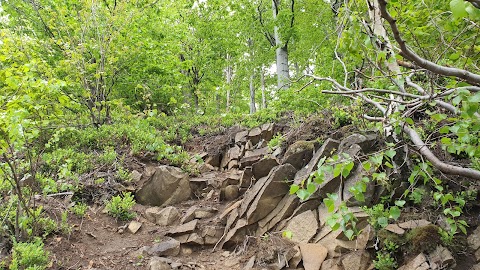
[105,192,136,220]
[9,238,49,270]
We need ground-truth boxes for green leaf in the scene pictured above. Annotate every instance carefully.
[290,184,300,195]
[389,206,401,220]
[385,149,396,159]
[395,200,406,207]
[439,126,451,134]
[344,229,355,240]
[297,189,311,201]
[449,52,461,61]
[282,230,293,239]
[333,164,342,178]
[377,217,389,228]
[307,182,316,194]
[468,92,480,103]
[362,161,372,171]
[342,161,355,177]
[450,0,469,18]
[405,118,414,125]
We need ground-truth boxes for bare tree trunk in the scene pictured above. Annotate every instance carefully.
[261,66,267,109]
[250,73,256,114]
[273,0,290,90]
[226,54,233,112]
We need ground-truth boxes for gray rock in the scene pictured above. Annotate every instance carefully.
[205,154,221,168]
[194,208,217,219]
[256,194,299,236]
[240,147,269,168]
[252,158,279,179]
[243,256,256,270]
[167,219,198,235]
[147,237,181,256]
[398,253,428,270]
[136,165,191,206]
[248,127,262,145]
[130,170,142,182]
[245,164,297,224]
[149,258,172,270]
[299,243,328,270]
[284,210,318,243]
[221,145,242,169]
[235,130,249,144]
[321,258,343,270]
[294,138,340,185]
[222,185,239,201]
[127,221,142,234]
[261,123,275,141]
[428,245,455,269]
[340,250,371,270]
[180,206,197,224]
[339,133,377,153]
[146,206,180,226]
[240,167,254,188]
[282,141,315,170]
[469,226,480,251]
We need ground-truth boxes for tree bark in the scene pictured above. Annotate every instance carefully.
[273,0,290,90]
[250,73,256,114]
[226,53,233,112]
[261,66,267,109]
[403,124,480,180]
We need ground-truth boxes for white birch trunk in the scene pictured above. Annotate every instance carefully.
[250,73,256,114]
[261,66,267,109]
[225,53,232,112]
[273,0,289,90]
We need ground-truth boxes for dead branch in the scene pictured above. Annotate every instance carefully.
[378,0,480,85]
[403,124,480,180]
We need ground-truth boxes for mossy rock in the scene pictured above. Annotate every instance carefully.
[405,224,441,254]
[377,229,406,249]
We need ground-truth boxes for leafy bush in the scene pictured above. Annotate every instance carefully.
[9,238,49,270]
[105,192,136,220]
[373,252,397,270]
[71,202,88,217]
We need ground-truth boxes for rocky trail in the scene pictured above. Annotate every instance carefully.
[40,121,480,270]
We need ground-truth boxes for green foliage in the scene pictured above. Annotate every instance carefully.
[363,202,403,230]
[105,192,136,221]
[325,200,359,240]
[9,238,49,270]
[373,252,397,270]
[267,133,285,150]
[332,107,353,128]
[71,202,88,218]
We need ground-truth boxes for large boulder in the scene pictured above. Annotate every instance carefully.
[136,165,191,206]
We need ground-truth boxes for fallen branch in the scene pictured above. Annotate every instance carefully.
[403,124,480,180]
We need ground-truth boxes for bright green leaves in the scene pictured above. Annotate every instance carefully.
[450,0,469,19]
[450,0,480,20]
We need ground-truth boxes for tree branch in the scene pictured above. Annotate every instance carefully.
[378,0,480,85]
[403,124,480,180]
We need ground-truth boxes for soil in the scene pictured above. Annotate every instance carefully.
[44,197,248,270]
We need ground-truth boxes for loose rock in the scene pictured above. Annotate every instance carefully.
[147,237,181,257]
[127,221,142,234]
[299,243,328,270]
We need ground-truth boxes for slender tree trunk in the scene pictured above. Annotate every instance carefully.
[261,66,267,109]
[250,73,256,114]
[226,54,233,112]
[272,0,290,90]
